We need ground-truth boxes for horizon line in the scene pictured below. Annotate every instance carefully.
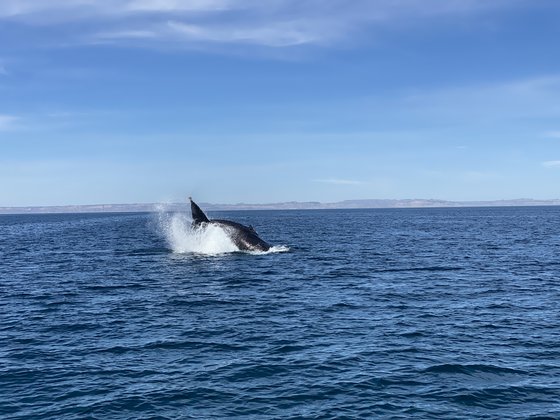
[2,198,560,215]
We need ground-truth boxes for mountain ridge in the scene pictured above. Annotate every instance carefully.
[2,198,560,214]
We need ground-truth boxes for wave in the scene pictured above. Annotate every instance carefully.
[423,363,524,375]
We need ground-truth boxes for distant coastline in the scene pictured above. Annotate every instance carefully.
[2,198,560,214]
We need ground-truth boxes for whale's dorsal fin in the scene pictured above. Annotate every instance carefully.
[189,197,210,224]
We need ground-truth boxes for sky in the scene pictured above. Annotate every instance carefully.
[1,0,560,206]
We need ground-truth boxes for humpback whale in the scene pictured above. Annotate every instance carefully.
[189,197,271,252]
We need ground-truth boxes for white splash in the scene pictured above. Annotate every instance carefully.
[249,245,291,255]
[158,212,237,255]
[157,207,290,255]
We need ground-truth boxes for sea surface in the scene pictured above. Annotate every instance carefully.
[1,207,559,419]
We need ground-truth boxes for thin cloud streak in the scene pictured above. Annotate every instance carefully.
[313,178,365,186]
[123,0,231,13]
[397,75,560,123]
[95,30,158,40]
[278,74,560,134]
[542,161,560,168]
[543,131,560,139]
[165,20,319,47]
[0,115,18,130]
[0,0,531,49]
[0,0,231,17]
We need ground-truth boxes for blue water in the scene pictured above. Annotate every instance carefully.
[1,207,559,419]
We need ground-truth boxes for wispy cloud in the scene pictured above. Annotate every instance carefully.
[398,75,560,123]
[543,131,560,139]
[0,114,18,130]
[165,20,319,47]
[0,0,230,18]
[94,29,158,40]
[313,178,364,185]
[122,0,231,13]
[0,0,532,49]
[461,171,501,182]
[290,74,560,134]
[542,160,560,168]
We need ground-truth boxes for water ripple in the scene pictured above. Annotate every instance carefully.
[1,208,560,419]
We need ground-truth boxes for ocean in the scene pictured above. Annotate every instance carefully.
[1,207,559,419]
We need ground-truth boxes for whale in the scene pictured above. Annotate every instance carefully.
[189,197,271,252]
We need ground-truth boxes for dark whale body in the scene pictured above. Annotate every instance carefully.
[189,198,271,252]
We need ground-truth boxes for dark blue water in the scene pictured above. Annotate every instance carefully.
[1,207,559,419]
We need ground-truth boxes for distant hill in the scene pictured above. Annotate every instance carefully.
[2,198,560,214]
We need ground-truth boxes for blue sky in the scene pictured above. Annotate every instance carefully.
[1,0,560,206]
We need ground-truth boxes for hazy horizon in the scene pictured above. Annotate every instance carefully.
[1,1,560,206]
[3,196,560,214]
